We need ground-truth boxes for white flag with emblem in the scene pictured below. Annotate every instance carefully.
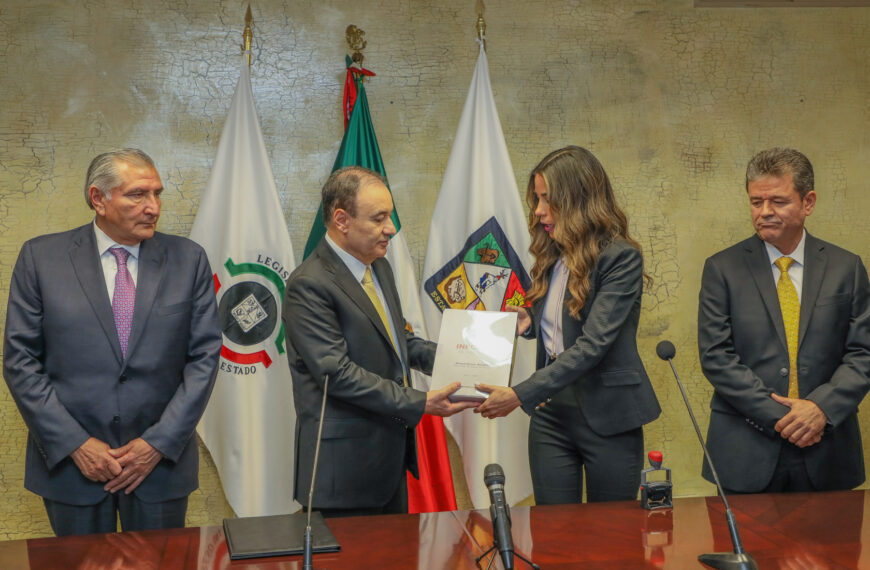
[420,43,535,508]
[191,57,298,517]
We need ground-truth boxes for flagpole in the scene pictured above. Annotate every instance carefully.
[476,0,486,50]
[241,4,253,68]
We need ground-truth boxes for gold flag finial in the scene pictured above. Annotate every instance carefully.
[346,24,367,67]
[241,4,253,67]
[476,0,486,49]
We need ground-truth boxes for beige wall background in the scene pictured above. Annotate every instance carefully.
[2,0,870,540]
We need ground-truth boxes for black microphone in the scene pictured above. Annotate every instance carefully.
[655,340,676,361]
[484,464,514,570]
[656,341,757,570]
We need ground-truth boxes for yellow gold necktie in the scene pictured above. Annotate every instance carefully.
[774,257,800,398]
[362,267,406,386]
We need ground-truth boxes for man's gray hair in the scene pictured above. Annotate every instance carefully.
[745,147,814,198]
[84,148,156,209]
[321,166,387,225]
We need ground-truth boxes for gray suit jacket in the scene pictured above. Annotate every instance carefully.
[698,233,870,492]
[513,239,661,436]
[282,238,433,510]
[3,223,222,505]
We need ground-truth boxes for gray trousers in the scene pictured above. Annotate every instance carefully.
[43,493,188,536]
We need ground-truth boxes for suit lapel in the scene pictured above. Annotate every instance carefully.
[373,257,409,368]
[530,268,548,337]
[316,241,398,359]
[529,264,555,368]
[126,235,166,364]
[798,233,826,350]
[69,225,124,364]
[744,236,788,351]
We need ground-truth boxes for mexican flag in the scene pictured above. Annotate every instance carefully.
[420,43,535,508]
[191,57,298,517]
[303,58,457,513]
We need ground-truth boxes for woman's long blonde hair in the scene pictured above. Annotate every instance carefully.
[525,146,648,318]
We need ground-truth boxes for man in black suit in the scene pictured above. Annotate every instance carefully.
[4,149,222,535]
[283,166,474,517]
[698,147,870,493]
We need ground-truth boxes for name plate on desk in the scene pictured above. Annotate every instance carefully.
[431,309,518,402]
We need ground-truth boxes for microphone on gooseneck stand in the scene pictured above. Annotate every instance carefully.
[655,340,758,570]
[477,464,539,570]
[303,359,337,570]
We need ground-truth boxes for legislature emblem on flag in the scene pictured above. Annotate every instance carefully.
[215,256,290,373]
[424,216,531,313]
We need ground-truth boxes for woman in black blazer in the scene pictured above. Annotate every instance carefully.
[477,146,661,504]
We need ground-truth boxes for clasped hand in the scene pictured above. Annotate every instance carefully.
[71,437,163,494]
[771,393,827,448]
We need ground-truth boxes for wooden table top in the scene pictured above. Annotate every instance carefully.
[2,490,868,568]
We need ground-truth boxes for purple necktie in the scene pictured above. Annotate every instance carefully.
[110,247,135,357]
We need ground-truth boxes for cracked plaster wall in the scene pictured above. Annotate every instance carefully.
[2,0,870,539]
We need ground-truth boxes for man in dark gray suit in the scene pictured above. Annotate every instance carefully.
[283,166,474,517]
[3,149,222,535]
[698,147,870,493]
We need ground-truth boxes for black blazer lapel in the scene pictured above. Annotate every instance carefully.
[744,236,788,351]
[799,233,826,350]
[126,235,166,364]
[529,264,556,369]
[68,225,123,364]
[530,263,554,332]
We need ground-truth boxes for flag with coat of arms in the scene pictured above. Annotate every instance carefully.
[191,56,298,517]
[420,41,535,508]
[303,57,458,513]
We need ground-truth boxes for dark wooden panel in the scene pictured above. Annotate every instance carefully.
[4,490,869,568]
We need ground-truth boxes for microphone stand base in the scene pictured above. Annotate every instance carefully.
[698,552,758,570]
[475,545,540,570]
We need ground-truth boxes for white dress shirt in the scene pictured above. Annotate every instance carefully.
[764,229,807,301]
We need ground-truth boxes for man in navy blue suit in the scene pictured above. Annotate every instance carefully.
[4,148,222,535]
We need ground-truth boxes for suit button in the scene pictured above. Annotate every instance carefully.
[779,368,788,377]
[119,375,127,383]
[112,416,120,424]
